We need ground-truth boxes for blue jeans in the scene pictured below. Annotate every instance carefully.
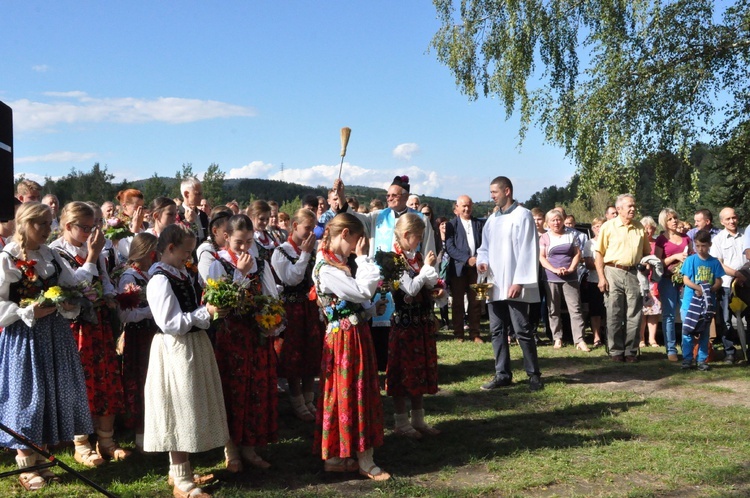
[658,278,681,355]
[680,309,710,364]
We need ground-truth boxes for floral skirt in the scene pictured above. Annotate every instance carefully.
[274,299,323,378]
[71,307,124,416]
[215,314,278,447]
[386,318,439,397]
[0,314,93,449]
[314,320,384,459]
[121,319,158,429]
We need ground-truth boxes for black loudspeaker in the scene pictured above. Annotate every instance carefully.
[0,101,13,222]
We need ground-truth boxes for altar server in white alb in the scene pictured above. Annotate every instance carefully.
[476,176,543,392]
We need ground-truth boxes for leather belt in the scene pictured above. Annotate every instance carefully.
[605,262,635,271]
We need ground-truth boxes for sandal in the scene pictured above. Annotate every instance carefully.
[34,454,61,484]
[553,339,563,349]
[649,343,660,348]
[74,446,105,467]
[324,457,358,473]
[393,425,423,439]
[173,484,211,498]
[97,439,132,461]
[242,452,271,470]
[359,464,391,481]
[414,424,441,436]
[18,471,47,491]
[168,473,216,487]
[576,342,591,352]
[225,458,243,473]
[639,341,647,348]
[593,340,602,348]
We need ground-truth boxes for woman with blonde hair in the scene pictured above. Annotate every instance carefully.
[655,208,691,361]
[313,213,389,480]
[639,216,661,348]
[0,202,91,490]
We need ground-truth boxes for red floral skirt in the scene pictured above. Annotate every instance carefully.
[215,314,278,446]
[121,319,158,429]
[386,318,439,397]
[273,299,323,378]
[71,307,124,416]
[314,319,384,459]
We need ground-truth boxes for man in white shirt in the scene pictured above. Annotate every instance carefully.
[713,207,747,363]
[477,176,542,392]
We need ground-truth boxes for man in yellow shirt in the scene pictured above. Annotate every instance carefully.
[594,194,652,362]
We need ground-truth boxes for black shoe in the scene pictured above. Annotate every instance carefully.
[528,375,544,392]
[724,354,735,365]
[697,362,711,371]
[480,376,512,390]
[681,361,694,370]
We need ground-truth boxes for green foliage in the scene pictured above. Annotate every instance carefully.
[431,0,750,199]
[141,173,170,203]
[43,163,120,205]
[201,163,226,206]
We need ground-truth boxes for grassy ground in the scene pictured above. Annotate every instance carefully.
[2,324,750,497]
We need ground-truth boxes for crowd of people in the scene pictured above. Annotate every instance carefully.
[1,175,748,496]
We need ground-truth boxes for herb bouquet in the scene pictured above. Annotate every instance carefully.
[203,277,244,319]
[374,250,409,297]
[252,295,287,338]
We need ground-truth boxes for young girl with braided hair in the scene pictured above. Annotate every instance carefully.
[144,223,230,498]
[388,213,445,439]
[270,208,323,421]
[313,213,389,480]
[0,202,92,490]
[196,206,233,284]
[49,201,128,467]
[209,214,278,472]
[118,232,159,452]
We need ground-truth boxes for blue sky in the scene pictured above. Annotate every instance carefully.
[4,1,574,203]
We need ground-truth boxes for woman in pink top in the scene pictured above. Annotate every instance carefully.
[654,208,691,361]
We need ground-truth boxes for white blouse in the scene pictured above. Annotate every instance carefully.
[0,241,80,328]
[270,242,312,286]
[314,253,380,304]
[118,267,153,324]
[146,262,210,336]
[48,238,116,297]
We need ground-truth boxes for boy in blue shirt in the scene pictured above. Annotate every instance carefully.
[680,230,725,370]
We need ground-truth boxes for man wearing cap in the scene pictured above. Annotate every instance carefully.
[334,176,436,370]
[594,193,652,362]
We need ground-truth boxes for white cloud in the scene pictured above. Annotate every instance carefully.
[227,160,276,179]
[15,151,96,164]
[392,142,420,161]
[32,65,50,73]
[9,91,257,132]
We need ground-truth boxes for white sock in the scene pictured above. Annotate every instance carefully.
[411,409,426,428]
[394,412,411,430]
[16,454,36,470]
[170,462,197,493]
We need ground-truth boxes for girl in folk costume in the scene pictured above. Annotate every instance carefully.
[209,214,279,472]
[270,208,323,421]
[0,203,92,491]
[145,197,178,237]
[144,224,230,498]
[388,213,445,439]
[117,232,159,452]
[248,200,278,268]
[313,213,390,481]
[49,201,129,466]
[196,206,233,284]
[86,202,118,274]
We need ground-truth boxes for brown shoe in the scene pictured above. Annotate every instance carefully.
[473,337,484,344]
[625,355,638,363]
[667,354,679,362]
[610,354,625,362]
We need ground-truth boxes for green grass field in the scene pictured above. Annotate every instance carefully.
[2,325,750,497]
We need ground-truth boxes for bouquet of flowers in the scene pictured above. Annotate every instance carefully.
[252,294,286,337]
[204,277,244,319]
[20,285,82,308]
[374,250,408,297]
[79,280,104,303]
[104,217,133,242]
[115,282,145,310]
[671,262,685,286]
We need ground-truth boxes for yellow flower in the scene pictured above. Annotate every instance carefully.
[206,278,219,289]
[392,280,400,291]
[44,286,63,300]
